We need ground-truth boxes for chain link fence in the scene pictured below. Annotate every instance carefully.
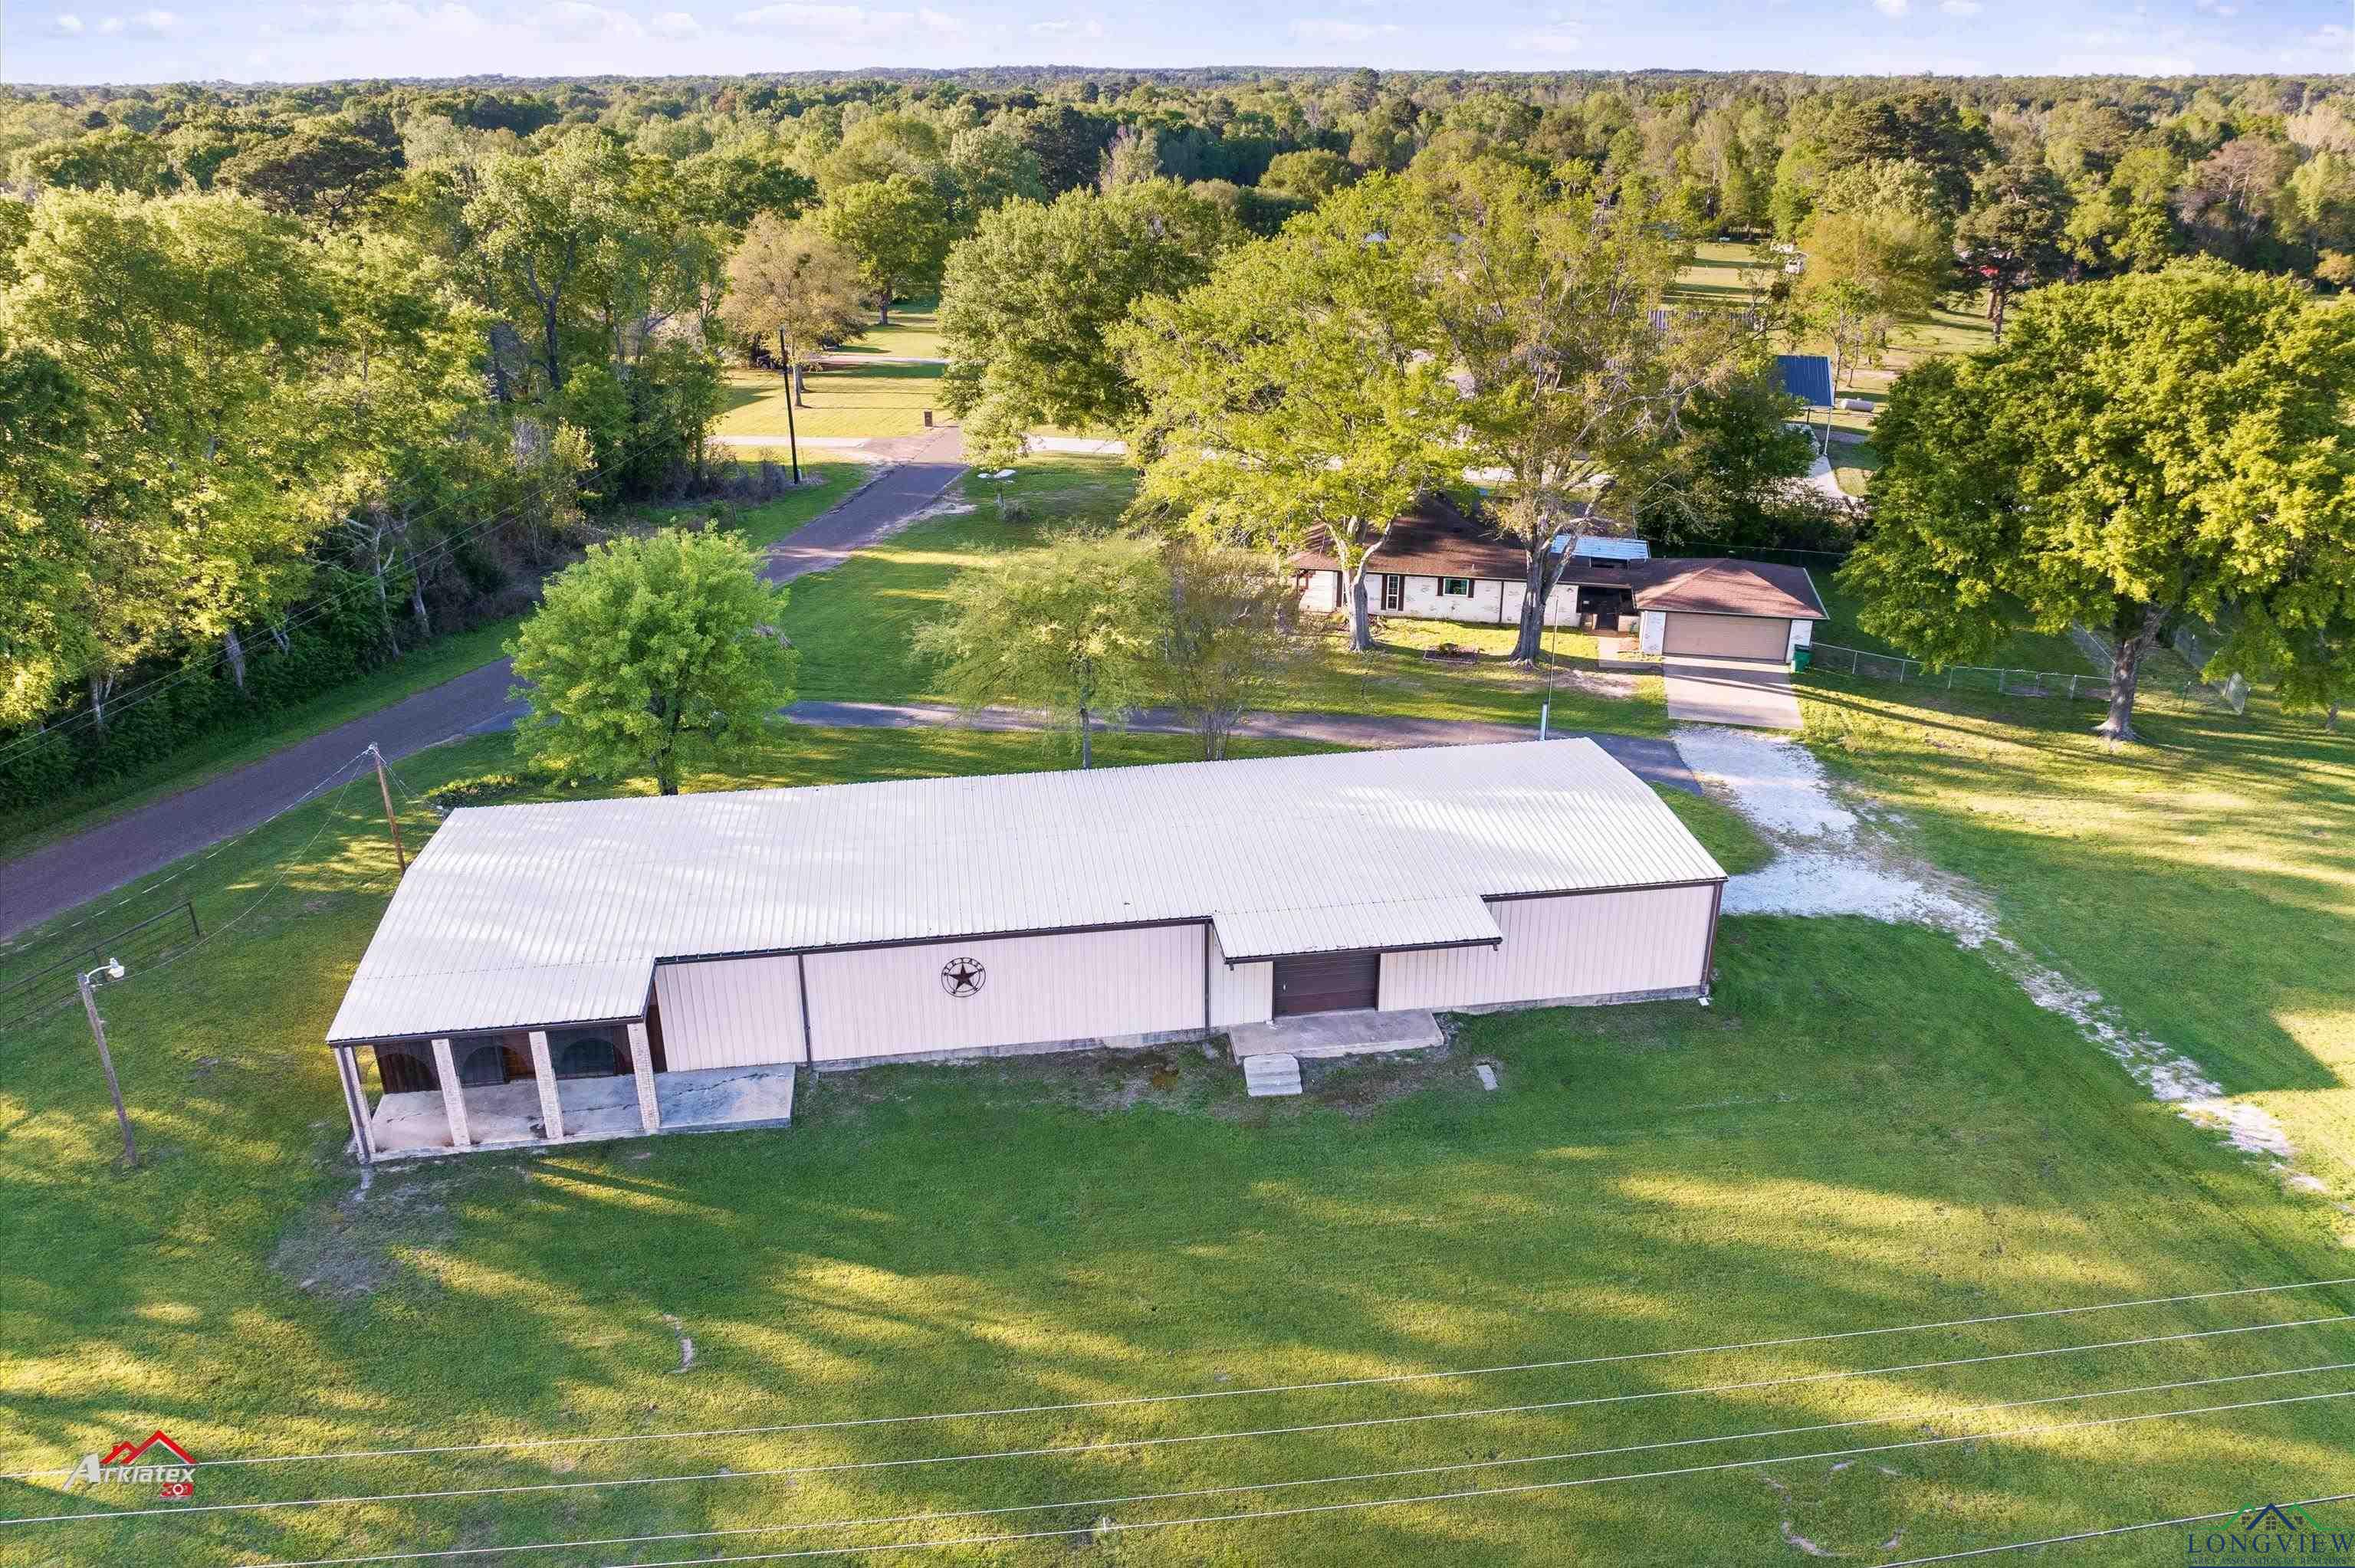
[1806,642,2116,701]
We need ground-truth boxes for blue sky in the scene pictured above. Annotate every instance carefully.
[3,0,2347,87]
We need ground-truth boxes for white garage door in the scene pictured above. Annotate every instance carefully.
[1663,613,1789,661]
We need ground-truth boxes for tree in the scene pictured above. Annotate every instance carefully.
[1258,149,1356,205]
[215,116,405,225]
[1119,178,1464,653]
[816,174,951,325]
[1795,207,1950,388]
[1838,262,2355,744]
[1956,162,2072,342]
[1155,540,1300,759]
[718,214,865,405]
[938,180,1238,438]
[1421,159,1752,660]
[911,531,1164,768]
[676,151,817,231]
[945,126,1046,226]
[1625,362,1828,553]
[508,528,795,795]
[467,129,636,394]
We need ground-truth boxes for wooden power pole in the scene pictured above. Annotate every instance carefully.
[370,744,406,874]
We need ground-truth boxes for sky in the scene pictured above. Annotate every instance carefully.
[1,0,2347,87]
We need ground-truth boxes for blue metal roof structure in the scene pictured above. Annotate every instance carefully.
[1777,354,1835,408]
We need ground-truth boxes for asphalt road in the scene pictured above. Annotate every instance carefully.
[0,429,971,943]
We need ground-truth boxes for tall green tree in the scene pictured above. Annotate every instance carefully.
[1840,262,2355,743]
[509,528,795,795]
[1119,177,1463,652]
[718,214,865,405]
[816,174,951,326]
[1956,161,2073,342]
[938,179,1238,440]
[1155,540,1301,759]
[912,531,1165,768]
[466,128,636,395]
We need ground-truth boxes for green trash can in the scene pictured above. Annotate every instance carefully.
[1792,645,1812,671]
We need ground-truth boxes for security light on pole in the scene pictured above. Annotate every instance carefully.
[76,958,136,1168]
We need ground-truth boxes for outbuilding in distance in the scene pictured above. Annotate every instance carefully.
[324,740,1728,1161]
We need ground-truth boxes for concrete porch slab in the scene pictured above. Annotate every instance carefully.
[366,1064,796,1159]
[1228,1009,1444,1061]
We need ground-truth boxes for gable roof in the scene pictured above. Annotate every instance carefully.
[1631,557,1826,621]
[325,740,1725,1045]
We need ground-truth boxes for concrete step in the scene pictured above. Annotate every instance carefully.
[1230,1008,1444,1061]
[1243,1053,1302,1097]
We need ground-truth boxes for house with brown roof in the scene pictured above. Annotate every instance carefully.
[1289,495,1828,664]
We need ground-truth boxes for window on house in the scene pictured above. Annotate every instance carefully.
[1440,577,1473,597]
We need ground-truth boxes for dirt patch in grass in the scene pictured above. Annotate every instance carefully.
[269,1166,478,1300]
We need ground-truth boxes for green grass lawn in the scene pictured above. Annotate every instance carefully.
[831,294,946,359]
[1795,670,2355,1207]
[639,459,870,548]
[1831,438,1880,498]
[718,362,948,441]
[2,718,2348,1566]
[784,457,1670,738]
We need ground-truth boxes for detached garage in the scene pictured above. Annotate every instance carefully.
[324,740,1727,1161]
[1636,558,1828,665]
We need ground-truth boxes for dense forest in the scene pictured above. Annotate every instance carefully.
[2,65,2350,806]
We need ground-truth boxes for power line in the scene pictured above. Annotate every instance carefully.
[1874,1491,2355,1566]
[252,1359,2355,1568]
[9,1272,2347,1483]
[0,417,695,772]
[583,1387,2355,1568]
[13,1310,2347,1529]
[2,746,377,952]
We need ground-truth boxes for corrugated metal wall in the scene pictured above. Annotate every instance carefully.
[1208,925,1273,1027]
[802,924,1207,1063]
[1379,885,1716,1011]
[653,954,808,1069]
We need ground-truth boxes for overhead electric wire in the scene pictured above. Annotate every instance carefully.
[248,1359,2355,1568]
[576,1388,2355,1567]
[11,1310,2348,1529]
[7,1272,2347,1483]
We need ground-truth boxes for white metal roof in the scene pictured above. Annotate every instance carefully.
[1211,894,1502,964]
[326,740,1725,1045]
[1572,534,1651,562]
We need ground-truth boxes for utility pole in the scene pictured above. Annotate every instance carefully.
[780,339,803,485]
[77,960,136,1168]
[370,744,406,874]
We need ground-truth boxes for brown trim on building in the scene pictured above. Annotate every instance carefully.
[1223,934,1503,966]
[1699,881,1726,999]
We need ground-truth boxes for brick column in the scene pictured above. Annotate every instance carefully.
[527,1030,566,1141]
[626,1021,661,1133]
[430,1037,471,1149]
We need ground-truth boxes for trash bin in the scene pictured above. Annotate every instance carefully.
[1792,645,1812,671]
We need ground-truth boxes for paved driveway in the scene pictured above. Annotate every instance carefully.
[1661,656,1803,730]
[0,431,970,942]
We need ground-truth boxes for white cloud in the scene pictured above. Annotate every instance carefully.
[1939,0,1980,14]
[127,7,176,31]
[52,11,86,31]
[1027,17,1102,38]
[649,8,699,33]
[734,1,896,38]
[2192,0,2238,15]
[539,0,644,36]
[1871,0,1910,18]
[95,15,125,31]
[425,2,484,33]
[1289,17,1401,42]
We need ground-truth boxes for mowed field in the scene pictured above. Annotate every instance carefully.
[1,710,2351,1566]
[718,297,950,441]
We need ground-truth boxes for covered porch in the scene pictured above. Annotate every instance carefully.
[331,1021,797,1163]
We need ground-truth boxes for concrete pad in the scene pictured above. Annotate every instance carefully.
[1243,1054,1302,1097]
[1662,656,1803,730]
[1229,1008,1444,1061]
[366,1064,796,1159]
[1475,1064,1499,1091]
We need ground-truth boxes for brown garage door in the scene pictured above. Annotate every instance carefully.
[1663,613,1790,661]
[1273,950,1381,1016]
